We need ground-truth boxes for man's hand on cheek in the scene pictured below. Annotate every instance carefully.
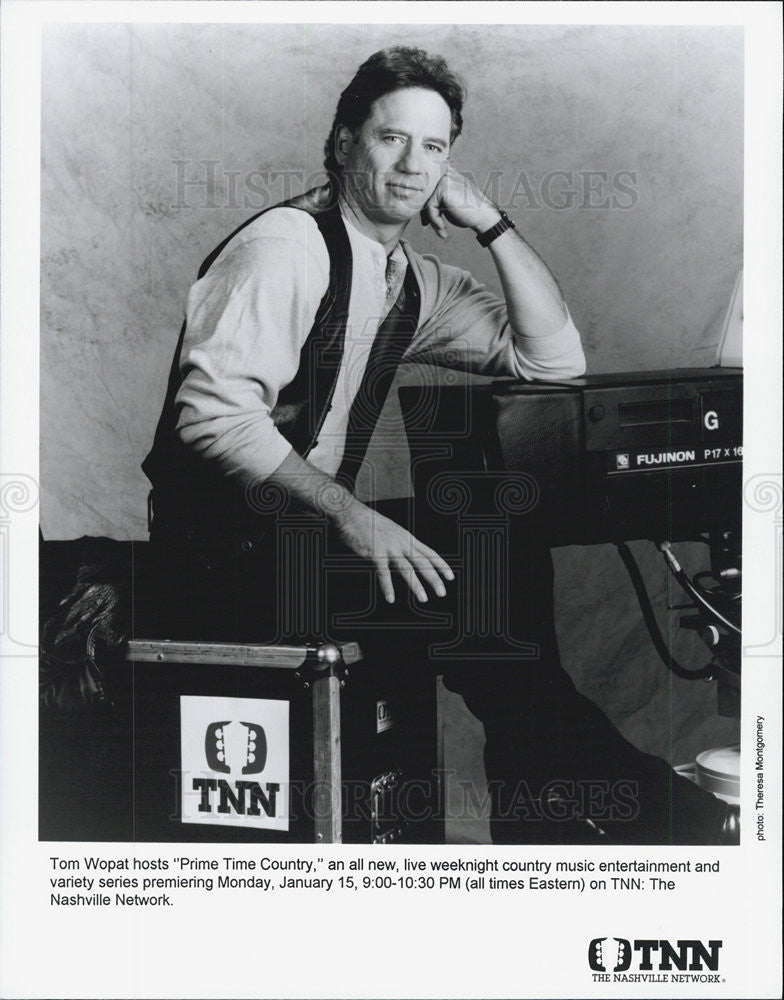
[420,164,502,239]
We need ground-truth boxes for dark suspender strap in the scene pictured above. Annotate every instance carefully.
[312,208,352,332]
[271,207,353,456]
[335,264,422,491]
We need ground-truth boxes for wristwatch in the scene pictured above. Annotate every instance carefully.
[476,209,515,247]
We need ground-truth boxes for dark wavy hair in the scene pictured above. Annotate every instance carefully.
[323,47,465,183]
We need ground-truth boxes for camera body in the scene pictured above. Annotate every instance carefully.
[400,368,742,545]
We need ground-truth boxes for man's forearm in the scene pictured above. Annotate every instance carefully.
[424,168,571,341]
[478,213,568,339]
[264,448,357,529]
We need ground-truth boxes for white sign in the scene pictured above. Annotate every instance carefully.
[180,695,290,831]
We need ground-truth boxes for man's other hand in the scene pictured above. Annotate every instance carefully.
[335,499,454,604]
[421,164,501,239]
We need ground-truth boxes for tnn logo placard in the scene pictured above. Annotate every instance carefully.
[180,696,289,831]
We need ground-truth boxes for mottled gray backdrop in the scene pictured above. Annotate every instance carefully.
[40,23,742,837]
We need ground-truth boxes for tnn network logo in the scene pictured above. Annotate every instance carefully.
[589,937,722,973]
[193,720,280,817]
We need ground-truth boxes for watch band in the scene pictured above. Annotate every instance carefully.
[476,209,515,247]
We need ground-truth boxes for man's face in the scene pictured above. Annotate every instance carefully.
[336,87,451,225]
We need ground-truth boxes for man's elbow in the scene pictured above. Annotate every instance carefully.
[176,412,214,455]
[556,353,587,379]
[521,351,587,382]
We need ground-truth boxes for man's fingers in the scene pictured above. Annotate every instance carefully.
[422,196,448,239]
[429,206,448,240]
[413,540,455,582]
[391,556,429,603]
[407,557,447,598]
[375,561,395,604]
[363,515,453,602]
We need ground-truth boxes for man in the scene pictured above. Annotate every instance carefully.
[142,46,736,844]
